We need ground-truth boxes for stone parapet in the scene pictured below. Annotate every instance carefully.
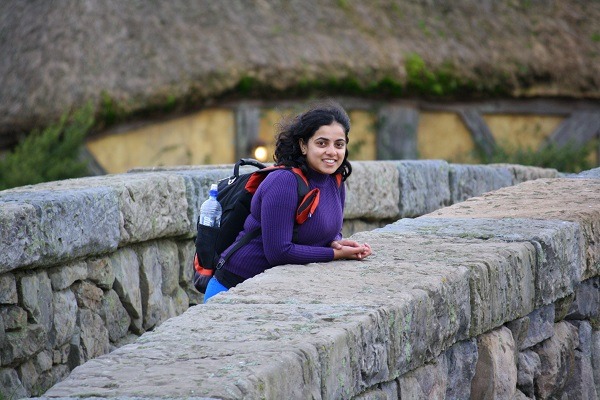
[1,161,582,399]
[38,169,599,399]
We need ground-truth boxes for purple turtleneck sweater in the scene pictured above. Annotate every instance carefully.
[219,168,344,281]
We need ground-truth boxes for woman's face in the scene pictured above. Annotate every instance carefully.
[300,122,347,175]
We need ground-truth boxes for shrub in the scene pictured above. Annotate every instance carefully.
[0,103,95,190]
[479,140,596,173]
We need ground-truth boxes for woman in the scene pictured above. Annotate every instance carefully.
[203,102,372,302]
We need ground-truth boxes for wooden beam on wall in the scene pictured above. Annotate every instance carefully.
[376,105,419,160]
[458,109,496,159]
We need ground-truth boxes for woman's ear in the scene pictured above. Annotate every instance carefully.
[299,139,307,155]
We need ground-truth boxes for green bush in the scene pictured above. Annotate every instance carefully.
[480,140,596,173]
[0,103,95,190]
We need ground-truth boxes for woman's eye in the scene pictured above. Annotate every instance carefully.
[335,142,346,148]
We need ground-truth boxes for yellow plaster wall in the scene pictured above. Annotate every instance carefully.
[86,109,234,174]
[484,114,564,150]
[417,111,477,163]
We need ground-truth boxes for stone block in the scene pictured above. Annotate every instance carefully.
[342,219,388,237]
[111,247,143,333]
[157,240,180,296]
[562,321,598,399]
[566,276,600,323]
[488,163,559,183]
[396,160,451,217]
[87,255,116,290]
[507,304,555,350]
[444,339,478,400]
[470,326,517,399]
[593,330,600,397]
[516,349,540,398]
[106,173,190,245]
[20,271,53,332]
[356,229,536,336]
[48,260,88,291]
[353,380,398,400]
[178,240,201,305]
[138,242,165,330]
[398,355,448,399]
[0,367,28,400]
[99,289,131,344]
[1,324,47,366]
[78,309,110,362]
[378,217,582,308]
[430,178,600,280]
[72,281,104,313]
[0,187,120,271]
[344,161,399,220]
[0,273,17,304]
[50,290,77,348]
[0,306,27,331]
[533,321,579,398]
[448,164,512,204]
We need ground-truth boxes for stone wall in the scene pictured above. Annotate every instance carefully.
[0,160,581,399]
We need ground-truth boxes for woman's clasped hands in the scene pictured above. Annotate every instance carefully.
[331,239,372,260]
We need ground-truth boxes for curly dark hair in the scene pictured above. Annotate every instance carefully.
[273,101,352,181]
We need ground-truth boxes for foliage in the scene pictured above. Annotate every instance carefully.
[0,103,95,190]
[479,140,596,173]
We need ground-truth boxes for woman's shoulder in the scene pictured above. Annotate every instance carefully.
[259,168,299,190]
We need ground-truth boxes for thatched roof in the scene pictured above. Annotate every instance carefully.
[1,0,599,144]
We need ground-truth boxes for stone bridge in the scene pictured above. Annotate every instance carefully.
[1,161,598,399]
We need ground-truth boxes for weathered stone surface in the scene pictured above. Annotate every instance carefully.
[470,327,517,400]
[0,367,28,400]
[0,273,17,304]
[342,219,389,238]
[562,321,598,400]
[430,178,600,280]
[378,217,582,308]
[110,247,143,333]
[48,260,88,291]
[533,321,579,398]
[99,289,131,344]
[593,330,600,398]
[507,304,555,351]
[0,305,27,331]
[574,167,600,179]
[44,304,366,398]
[87,255,116,290]
[138,242,165,330]
[489,163,559,184]
[50,289,77,348]
[396,160,451,217]
[0,187,120,271]
[107,173,191,244]
[1,324,46,366]
[398,356,448,399]
[178,240,202,305]
[78,309,110,362]
[344,161,399,220]
[72,280,104,313]
[356,230,536,336]
[566,276,600,323]
[20,271,53,332]
[444,339,478,400]
[448,164,513,204]
[157,240,180,296]
[516,349,540,398]
[354,380,398,400]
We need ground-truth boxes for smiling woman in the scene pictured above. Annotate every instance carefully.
[203,101,372,302]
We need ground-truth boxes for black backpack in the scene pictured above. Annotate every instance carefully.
[193,158,341,293]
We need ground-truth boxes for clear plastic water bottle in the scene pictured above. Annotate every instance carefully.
[199,183,222,227]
